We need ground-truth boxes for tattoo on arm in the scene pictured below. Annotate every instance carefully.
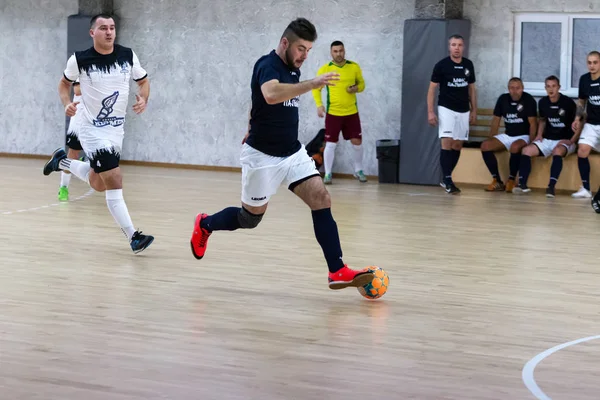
[576,100,587,120]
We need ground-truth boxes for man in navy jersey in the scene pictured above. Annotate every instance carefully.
[513,76,579,197]
[190,18,374,290]
[480,77,537,192]
[572,51,600,203]
[427,34,477,194]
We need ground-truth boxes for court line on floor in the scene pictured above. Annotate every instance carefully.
[522,334,600,400]
[1,188,95,216]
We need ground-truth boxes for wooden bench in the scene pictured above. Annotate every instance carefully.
[454,108,600,191]
[463,108,504,148]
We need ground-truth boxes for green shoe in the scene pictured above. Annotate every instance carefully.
[354,170,368,183]
[323,173,333,185]
[58,186,69,201]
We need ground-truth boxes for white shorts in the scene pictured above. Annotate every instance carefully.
[494,133,530,150]
[78,125,124,173]
[532,139,576,158]
[438,106,469,141]
[78,125,124,156]
[241,144,319,207]
[578,123,600,151]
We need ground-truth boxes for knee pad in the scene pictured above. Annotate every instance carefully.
[237,207,263,229]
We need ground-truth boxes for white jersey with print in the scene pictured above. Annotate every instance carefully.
[63,44,147,138]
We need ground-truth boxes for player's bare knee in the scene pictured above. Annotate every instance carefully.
[89,173,105,192]
[452,140,463,151]
[440,138,453,150]
[90,181,105,192]
[509,142,523,154]
[578,145,591,158]
[315,189,331,209]
[481,140,491,152]
[238,207,264,229]
[522,145,536,157]
[99,169,123,190]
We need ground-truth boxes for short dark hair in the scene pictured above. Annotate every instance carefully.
[448,34,464,41]
[545,75,560,85]
[331,40,344,48]
[588,50,600,59]
[90,14,114,29]
[508,77,523,85]
[282,18,317,43]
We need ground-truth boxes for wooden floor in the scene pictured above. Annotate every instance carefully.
[1,157,599,400]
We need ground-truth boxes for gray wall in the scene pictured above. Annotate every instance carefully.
[464,0,600,107]
[114,0,411,174]
[0,0,78,154]
[0,0,411,176]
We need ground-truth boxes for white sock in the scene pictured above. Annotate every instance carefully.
[324,142,337,175]
[106,189,136,241]
[353,144,363,173]
[60,159,91,185]
[60,171,72,188]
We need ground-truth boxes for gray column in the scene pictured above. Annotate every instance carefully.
[414,0,464,19]
[79,0,114,16]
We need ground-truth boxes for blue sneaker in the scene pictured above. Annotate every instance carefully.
[43,148,67,176]
[130,231,154,254]
[353,170,368,183]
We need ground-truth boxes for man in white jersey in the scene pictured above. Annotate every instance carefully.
[58,80,84,201]
[43,14,154,254]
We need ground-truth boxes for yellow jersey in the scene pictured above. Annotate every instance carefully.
[312,60,365,116]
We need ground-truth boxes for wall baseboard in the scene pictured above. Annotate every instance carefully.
[0,153,377,181]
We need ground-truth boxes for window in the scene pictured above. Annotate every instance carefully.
[513,13,600,97]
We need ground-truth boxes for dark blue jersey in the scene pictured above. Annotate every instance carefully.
[431,56,476,113]
[538,94,576,141]
[493,92,537,137]
[578,73,600,125]
[246,50,302,157]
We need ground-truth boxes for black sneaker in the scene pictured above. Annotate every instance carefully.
[43,148,67,176]
[545,187,555,198]
[592,192,600,214]
[130,231,154,254]
[441,182,461,194]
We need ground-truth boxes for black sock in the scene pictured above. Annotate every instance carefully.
[509,152,520,180]
[482,151,501,182]
[201,207,242,232]
[548,155,563,189]
[578,157,591,191]
[312,208,344,273]
[440,149,453,184]
[450,149,461,172]
[519,155,532,187]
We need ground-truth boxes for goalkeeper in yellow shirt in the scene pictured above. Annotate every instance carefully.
[312,41,366,184]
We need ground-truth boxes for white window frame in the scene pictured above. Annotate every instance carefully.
[513,13,600,98]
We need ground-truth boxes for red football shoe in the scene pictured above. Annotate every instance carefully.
[328,265,374,290]
[190,213,211,259]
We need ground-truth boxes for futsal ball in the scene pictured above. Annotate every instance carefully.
[357,266,389,300]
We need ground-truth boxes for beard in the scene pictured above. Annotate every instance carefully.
[285,48,299,69]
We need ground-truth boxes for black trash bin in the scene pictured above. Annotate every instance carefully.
[376,139,400,183]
